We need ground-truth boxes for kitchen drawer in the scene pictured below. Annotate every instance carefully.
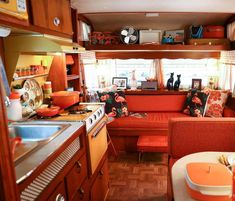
[66,154,88,200]
[47,181,66,201]
[91,158,109,201]
[71,179,90,201]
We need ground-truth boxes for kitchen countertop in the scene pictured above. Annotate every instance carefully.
[14,120,85,184]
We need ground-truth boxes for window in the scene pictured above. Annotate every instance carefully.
[161,59,220,89]
[84,58,227,91]
[84,59,155,90]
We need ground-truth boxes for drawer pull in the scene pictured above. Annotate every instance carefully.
[53,17,60,26]
[55,194,65,201]
[99,170,104,176]
[75,161,82,173]
[79,187,85,198]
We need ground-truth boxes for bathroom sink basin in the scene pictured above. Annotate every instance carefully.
[9,123,69,142]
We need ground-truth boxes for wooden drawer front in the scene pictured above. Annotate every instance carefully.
[66,154,87,200]
[47,182,66,201]
[71,179,90,201]
[91,158,109,201]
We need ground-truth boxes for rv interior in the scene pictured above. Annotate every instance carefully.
[0,0,235,201]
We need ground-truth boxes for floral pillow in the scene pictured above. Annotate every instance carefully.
[97,90,129,118]
[204,89,229,117]
[183,89,209,117]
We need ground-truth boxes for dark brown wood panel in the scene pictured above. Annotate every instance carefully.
[96,51,221,59]
[90,157,109,201]
[29,0,48,28]
[47,181,66,201]
[66,154,88,201]
[0,60,19,200]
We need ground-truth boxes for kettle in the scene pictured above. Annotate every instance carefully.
[7,92,22,121]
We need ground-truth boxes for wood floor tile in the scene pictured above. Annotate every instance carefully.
[107,152,168,201]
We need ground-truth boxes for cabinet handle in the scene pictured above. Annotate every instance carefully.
[79,187,85,199]
[99,170,104,176]
[53,17,60,26]
[55,194,65,201]
[75,161,82,173]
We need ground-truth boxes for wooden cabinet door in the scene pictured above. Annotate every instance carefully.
[47,0,73,34]
[90,158,109,201]
[30,0,73,35]
[66,154,88,200]
[71,179,90,201]
[47,182,66,201]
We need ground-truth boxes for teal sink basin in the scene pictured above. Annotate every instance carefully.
[9,123,69,142]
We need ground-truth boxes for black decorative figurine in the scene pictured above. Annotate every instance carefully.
[167,72,174,90]
[174,74,181,91]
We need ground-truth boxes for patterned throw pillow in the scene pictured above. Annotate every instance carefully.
[204,90,229,117]
[97,91,129,118]
[183,89,209,117]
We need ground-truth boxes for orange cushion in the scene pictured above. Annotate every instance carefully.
[137,136,168,152]
[107,112,188,129]
[126,95,187,112]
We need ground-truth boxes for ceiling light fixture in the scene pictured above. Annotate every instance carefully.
[145,13,159,17]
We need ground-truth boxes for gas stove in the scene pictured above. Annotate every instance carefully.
[49,103,105,132]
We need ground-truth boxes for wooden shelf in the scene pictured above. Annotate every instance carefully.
[85,44,230,52]
[67,74,80,81]
[13,73,48,81]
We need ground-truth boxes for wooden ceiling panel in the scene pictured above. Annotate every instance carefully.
[83,13,233,32]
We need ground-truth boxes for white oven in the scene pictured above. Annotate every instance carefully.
[87,116,108,174]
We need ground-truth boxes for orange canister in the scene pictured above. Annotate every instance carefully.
[185,162,232,201]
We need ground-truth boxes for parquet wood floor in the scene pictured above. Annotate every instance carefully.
[106,152,168,201]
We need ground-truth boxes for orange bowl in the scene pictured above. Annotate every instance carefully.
[51,91,80,109]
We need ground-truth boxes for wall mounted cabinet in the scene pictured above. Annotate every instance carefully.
[30,0,73,35]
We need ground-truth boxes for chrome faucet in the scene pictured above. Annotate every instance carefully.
[4,96,10,107]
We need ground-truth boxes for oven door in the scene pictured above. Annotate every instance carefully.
[87,116,108,174]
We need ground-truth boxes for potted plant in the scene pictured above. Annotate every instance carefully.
[12,84,24,95]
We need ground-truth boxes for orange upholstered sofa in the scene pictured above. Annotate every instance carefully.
[167,117,235,200]
[107,93,235,152]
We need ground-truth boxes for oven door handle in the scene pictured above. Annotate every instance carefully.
[92,122,106,138]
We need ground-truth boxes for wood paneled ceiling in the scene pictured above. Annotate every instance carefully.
[71,0,234,32]
[81,13,233,32]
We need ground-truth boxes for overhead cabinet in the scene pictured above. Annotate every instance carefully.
[30,0,73,35]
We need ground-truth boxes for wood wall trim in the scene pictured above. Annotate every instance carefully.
[96,51,221,59]
[0,66,19,200]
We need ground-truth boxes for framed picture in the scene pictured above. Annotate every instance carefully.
[192,79,202,90]
[112,77,128,89]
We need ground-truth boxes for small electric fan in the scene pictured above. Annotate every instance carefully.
[120,26,138,44]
